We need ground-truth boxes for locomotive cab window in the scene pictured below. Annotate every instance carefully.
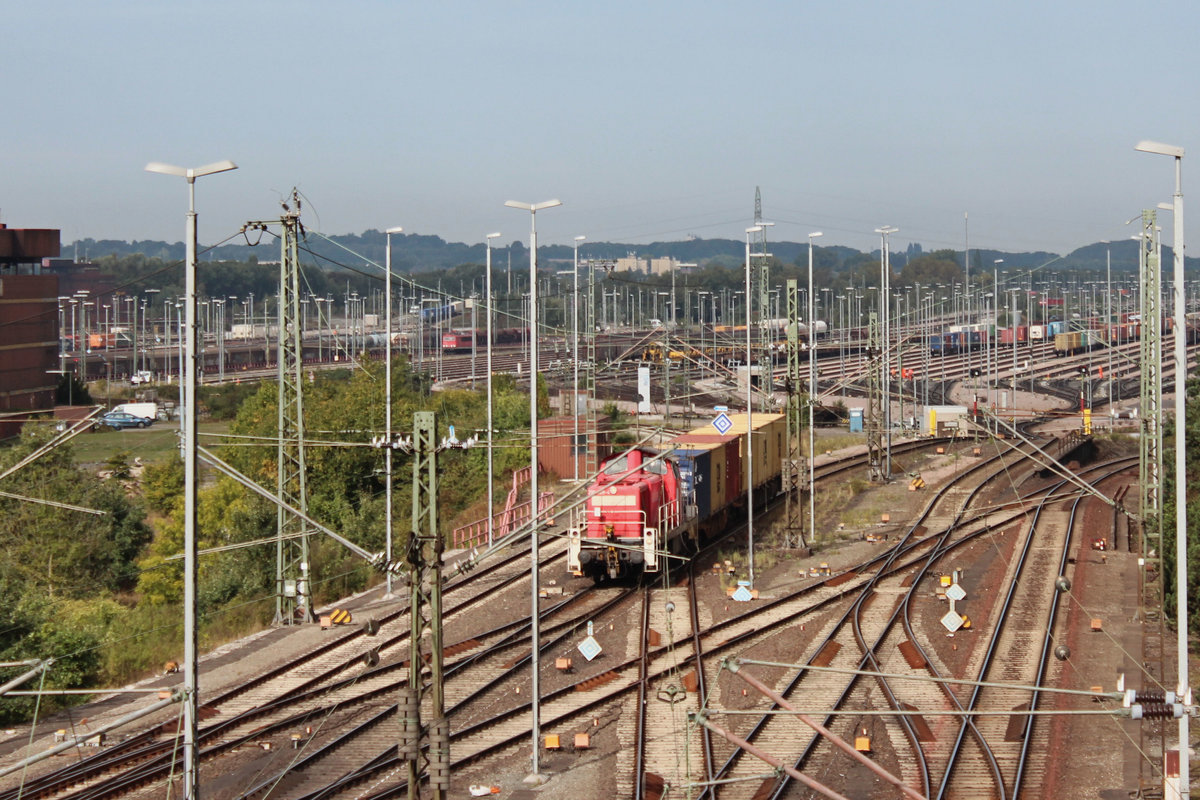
[603,455,629,475]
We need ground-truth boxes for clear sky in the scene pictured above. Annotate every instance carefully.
[5,1,1197,258]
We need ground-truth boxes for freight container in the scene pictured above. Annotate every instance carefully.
[1054,331,1078,354]
[999,325,1029,344]
[924,405,969,436]
[1054,330,1102,355]
[1028,324,1045,340]
[672,444,714,522]
[671,433,739,512]
[724,413,785,491]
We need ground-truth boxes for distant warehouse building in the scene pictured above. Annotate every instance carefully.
[0,224,62,439]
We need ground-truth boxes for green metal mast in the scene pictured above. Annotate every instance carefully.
[783,279,809,549]
[866,311,886,482]
[271,195,313,624]
[400,411,449,800]
[1139,208,1164,600]
[1136,208,1168,791]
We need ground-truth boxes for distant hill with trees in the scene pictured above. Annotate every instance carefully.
[68,229,1193,277]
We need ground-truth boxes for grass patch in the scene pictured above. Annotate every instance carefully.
[839,508,879,528]
[813,431,865,454]
[70,421,230,468]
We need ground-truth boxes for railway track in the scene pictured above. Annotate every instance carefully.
[698,434,1052,799]
[0,538,568,800]
[935,461,1135,799]
[1,432,1067,800]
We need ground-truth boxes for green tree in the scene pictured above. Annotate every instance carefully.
[142,456,184,515]
[895,250,964,288]
[0,428,151,602]
[0,428,152,721]
[1160,377,1200,637]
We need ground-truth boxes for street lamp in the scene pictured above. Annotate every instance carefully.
[145,157,237,800]
[485,232,502,547]
[145,288,161,378]
[212,298,224,383]
[993,259,1003,409]
[875,226,898,477]
[383,226,403,599]
[1009,289,1020,415]
[745,225,762,588]
[572,235,585,483]
[1136,139,1190,796]
[1101,241,1114,410]
[697,291,711,378]
[807,232,823,543]
[503,198,561,784]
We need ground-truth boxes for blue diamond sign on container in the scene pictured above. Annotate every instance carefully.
[712,412,733,435]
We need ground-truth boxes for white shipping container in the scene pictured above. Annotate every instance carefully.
[923,405,969,435]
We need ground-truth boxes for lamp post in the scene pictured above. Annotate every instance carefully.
[128,295,138,380]
[82,300,93,375]
[140,296,150,374]
[807,232,823,543]
[384,226,404,598]
[990,260,1002,409]
[572,235,585,483]
[145,288,160,378]
[485,232,502,546]
[145,158,237,800]
[1101,241,1114,410]
[745,225,762,587]
[875,226,898,476]
[57,298,68,377]
[1136,139,1190,797]
[174,301,183,403]
[503,198,560,784]
[1010,288,1020,416]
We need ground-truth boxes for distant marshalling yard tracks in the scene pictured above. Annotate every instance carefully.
[0,431,1123,800]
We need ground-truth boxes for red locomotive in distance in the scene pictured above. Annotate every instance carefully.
[440,328,526,351]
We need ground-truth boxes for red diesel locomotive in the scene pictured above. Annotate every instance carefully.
[567,413,785,581]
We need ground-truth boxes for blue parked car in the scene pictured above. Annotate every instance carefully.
[95,411,153,430]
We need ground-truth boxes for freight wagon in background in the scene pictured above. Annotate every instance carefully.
[998,326,1028,344]
[567,413,784,581]
[85,330,133,349]
[440,328,526,351]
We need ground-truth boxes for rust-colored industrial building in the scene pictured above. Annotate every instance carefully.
[537,416,614,480]
[0,224,62,439]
